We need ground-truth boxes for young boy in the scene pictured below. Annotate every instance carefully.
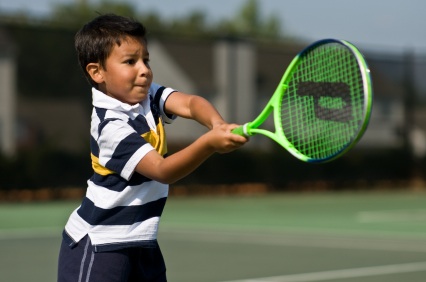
[57,14,247,282]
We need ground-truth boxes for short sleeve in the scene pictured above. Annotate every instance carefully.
[150,82,177,124]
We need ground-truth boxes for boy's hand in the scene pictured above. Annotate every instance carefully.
[136,122,248,184]
[205,123,248,154]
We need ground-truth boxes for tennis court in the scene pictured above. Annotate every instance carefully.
[1,191,426,281]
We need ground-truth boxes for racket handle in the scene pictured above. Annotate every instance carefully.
[231,123,250,137]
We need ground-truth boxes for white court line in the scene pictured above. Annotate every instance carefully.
[220,261,426,282]
[160,228,426,253]
[357,209,426,223]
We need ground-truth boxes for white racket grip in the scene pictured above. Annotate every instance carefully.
[242,123,250,137]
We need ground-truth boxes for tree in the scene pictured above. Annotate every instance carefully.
[47,0,282,39]
[1,0,284,40]
[215,0,282,39]
[48,0,138,28]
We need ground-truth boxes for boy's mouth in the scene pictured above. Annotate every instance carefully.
[135,84,148,88]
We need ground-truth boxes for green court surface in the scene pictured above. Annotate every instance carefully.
[1,191,426,282]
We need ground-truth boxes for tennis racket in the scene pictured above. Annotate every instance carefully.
[232,39,373,163]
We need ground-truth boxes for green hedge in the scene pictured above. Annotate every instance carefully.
[0,145,422,191]
[0,147,91,190]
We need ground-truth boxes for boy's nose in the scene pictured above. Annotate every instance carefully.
[139,63,150,75]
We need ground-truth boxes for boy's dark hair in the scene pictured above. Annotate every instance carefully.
[75,13,147,87]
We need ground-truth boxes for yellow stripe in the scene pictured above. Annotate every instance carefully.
[90,117,168,175]
[91,153,115,176]
[141,117,168,156]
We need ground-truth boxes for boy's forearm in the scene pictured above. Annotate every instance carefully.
[136,133,215,184]
[165,92,227,129]
[189,96,225,129]
[148,93,246,184]
[159,134,215,183]
[136,123,246,184]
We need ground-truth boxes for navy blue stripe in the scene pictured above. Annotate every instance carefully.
[77,197,167,225]
[104,132,147,174]
[154,86,166,101]
[128,115,150,135]
[90,172,151,192]
[94,239,158,252]
[62,230,77,248]
[95,107,107,121]
[151,86,165,124]
[98,118,120,137]
[90,135,99,157]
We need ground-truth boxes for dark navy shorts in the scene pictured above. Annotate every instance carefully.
[57,234,167,282]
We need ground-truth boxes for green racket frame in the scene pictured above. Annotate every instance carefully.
[232,39,373,163]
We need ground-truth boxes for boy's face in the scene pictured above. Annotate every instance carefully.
[95,36,153,105]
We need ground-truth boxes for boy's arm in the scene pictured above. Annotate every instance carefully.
[135,91,247,184]
[135,123,246,184]
[163,91,226,129]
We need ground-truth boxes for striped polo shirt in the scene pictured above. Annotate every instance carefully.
[63,83,176,252]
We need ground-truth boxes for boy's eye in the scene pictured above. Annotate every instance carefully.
[125,59,136,65]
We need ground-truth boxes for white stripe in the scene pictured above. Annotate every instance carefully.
[85,250,95,282]
[65,209,161,246]
[86,180,168,208]
[78,237,91,282]
[88,216,160,245]
[90,105,131,140]
[159,87,177,124]
[64,209,93,243]
[94,115,153,180]
[121,143,153,180]
[97,119,134,164]
[220,261,426,282]
[141,94,157,130]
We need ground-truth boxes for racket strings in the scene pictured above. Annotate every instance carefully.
[280,42,366,160]
[311,48,361,158]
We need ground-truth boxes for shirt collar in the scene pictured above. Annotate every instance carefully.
[91,88,156,128]
[92,87,146,113]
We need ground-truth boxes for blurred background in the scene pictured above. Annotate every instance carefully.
[1,1,426,282]
[1,0,426,197]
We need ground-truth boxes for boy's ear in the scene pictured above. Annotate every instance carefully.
[86,63,104,83]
